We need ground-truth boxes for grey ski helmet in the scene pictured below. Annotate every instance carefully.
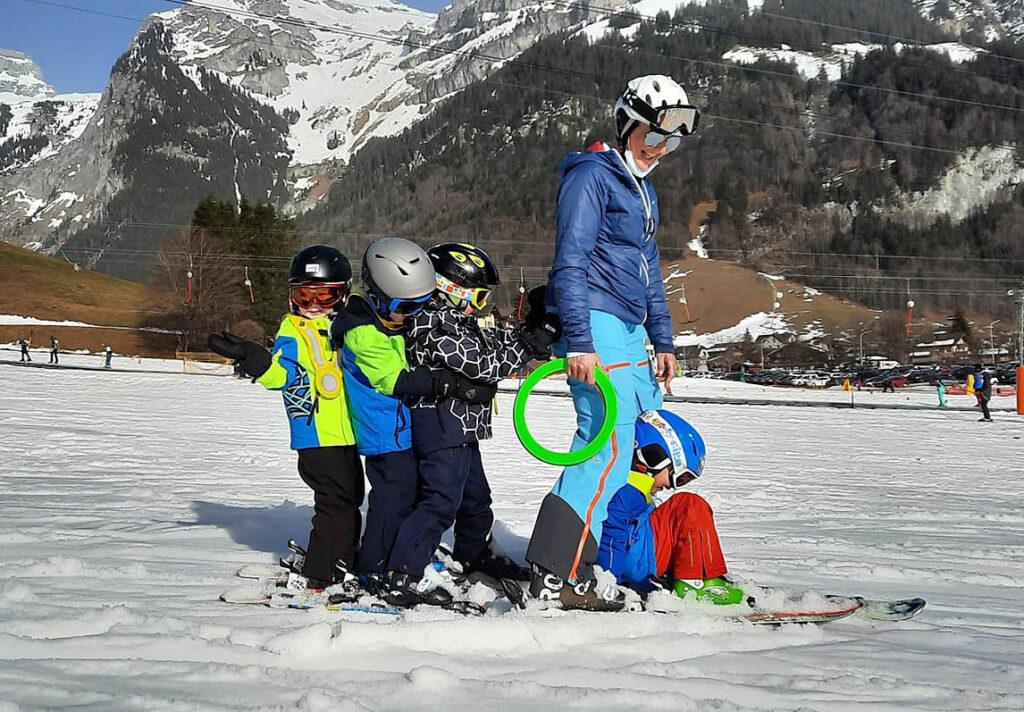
[361,238,436,314]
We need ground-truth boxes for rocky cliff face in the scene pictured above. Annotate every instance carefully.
[0,49,54,105]
[0,0,613,276]
[0,24,292,280]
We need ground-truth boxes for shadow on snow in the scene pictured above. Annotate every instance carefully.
[190,500,312,556]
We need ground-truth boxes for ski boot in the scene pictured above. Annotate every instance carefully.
[379,570,454,609]
[325,561,363,604]
[458,541,530,583]
[528,564,625,612]
[673,576,747,606]
[278,539,307,575]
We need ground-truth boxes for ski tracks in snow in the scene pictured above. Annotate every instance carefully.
[0,367,1022,709]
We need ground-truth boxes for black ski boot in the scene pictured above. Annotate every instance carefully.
[528,564,624,612]
[380,570,453,609]
[459,545,530,582]
[325,561,363,603]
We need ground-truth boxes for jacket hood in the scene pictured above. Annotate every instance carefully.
[558,141,633,183]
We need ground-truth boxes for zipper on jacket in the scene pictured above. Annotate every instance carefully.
[612,150,654,241]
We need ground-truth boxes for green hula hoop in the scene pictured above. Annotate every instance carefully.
[513,358,618,466]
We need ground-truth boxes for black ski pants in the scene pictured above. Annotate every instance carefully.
[978,393,992,420]
[388,441,494,576]
[296,445,365,582]
[357,449,418,574]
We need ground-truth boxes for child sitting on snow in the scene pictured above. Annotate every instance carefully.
[597,409,745,605]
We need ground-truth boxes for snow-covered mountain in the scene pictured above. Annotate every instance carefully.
[915,0,1024,41]
[151,0,605,192]
[0,0,609,271]
[0,49,54,105]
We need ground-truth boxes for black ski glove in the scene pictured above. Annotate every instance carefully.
[520,284,562,358]
[207,331,272,379]
[432,370,498,405]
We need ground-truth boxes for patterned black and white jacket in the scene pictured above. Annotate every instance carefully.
[405,301,533,451]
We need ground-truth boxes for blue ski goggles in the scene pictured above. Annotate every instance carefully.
[380,292,433,316]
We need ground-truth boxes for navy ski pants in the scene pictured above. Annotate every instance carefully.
[388,441,493,575]
[357,449,419,574]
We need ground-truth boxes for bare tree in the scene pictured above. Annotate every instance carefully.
[873,311,909,363]
[151,227,249,352]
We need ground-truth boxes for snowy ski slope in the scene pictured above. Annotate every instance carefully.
[0,366,1021,709]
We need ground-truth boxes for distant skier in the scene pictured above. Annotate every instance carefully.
[19,338,31,362]
[49,336,59,365]
[596,409,745,606]
[104,346,113,369]
[972,363,993,422]
[208,245,364,592]
[527,75,698,609]
[936,381,946,408]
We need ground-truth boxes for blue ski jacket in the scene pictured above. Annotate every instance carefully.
[547,142,674,355]
[597,471,658,591]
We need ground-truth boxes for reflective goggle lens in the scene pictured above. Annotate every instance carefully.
[671,468,700,489]
[643,130,683,152]
[291,284,346,309]
[657,106,699,135]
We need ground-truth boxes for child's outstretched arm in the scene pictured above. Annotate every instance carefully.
[208,331,273,381]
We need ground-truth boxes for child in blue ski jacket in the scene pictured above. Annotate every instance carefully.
[330,238,495,608]
[387,242,558,588]
[597,409,744,605]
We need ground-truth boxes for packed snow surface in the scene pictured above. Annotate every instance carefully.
[723,41,984,81]
[0,365,1021,709]
[0,314,179,333]
[675,311,790,348]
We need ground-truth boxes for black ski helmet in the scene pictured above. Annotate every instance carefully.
[289,244,352,286]
[427,242,500,289]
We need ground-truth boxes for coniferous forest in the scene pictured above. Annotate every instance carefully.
[304,0,1024,317]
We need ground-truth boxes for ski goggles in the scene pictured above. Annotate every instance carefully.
[652,105,700,136]
[436,275,492,310]
[290,283,347,310]
[638,410,704,487]
[381,291,433,316]
[643,128,684,152]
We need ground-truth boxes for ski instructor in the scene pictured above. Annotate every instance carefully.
[526,75,699,610]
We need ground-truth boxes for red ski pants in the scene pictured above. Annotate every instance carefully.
[650,492,728,581]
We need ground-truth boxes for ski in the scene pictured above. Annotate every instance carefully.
[499,578,923,625]
[827,595,926,622]
[235,564,287,581]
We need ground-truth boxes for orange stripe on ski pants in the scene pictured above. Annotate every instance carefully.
[567,360,631,583]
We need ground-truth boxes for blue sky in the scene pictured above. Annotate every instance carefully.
[0,0,450,94]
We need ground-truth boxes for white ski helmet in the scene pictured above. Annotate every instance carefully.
[614,75,700,148]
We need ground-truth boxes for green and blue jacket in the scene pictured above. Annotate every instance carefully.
[258,313,355,450]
